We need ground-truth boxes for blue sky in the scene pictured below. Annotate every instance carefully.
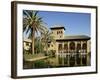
[38,11,91,36]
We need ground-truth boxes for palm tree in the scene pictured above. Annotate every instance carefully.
[23,10,47,54]
[41,30,55,55]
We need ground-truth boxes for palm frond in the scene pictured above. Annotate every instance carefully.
[34,11,39,17]
[26,25,31,34]
[23,10,31,19]
[23,10,48,39]
[28,29,33,39]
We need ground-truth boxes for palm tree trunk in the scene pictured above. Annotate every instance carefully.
[32,29,35,54]
[46,42,48,55]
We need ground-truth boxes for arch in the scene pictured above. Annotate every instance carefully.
[58,44,62,53]
[64,43,68,53]
[58,44,62,50]
[82,43,87,50]
[77,43,81,52]
[69,42,75,50]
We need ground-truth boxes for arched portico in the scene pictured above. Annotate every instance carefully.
[57,40,89,67]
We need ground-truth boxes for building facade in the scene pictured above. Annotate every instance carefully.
[23,39,32,54]
[48,25,91,66]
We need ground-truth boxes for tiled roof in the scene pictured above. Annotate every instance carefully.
[50,25,66,30]
[56,35,90,41]
[24,39,32,43]
[64,35,90,39]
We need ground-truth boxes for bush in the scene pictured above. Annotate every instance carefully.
[47,50,56,57]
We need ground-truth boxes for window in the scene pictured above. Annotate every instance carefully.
[77,43,81,50]
[26,42,29,46]
[57,31,59,34]
[64,43,68,53]
[57,31,63,35]
[48,44,50,47]
[61,31,62,34]
[82,43,87,50]
[70,42,75,50]
[58,44,62,50]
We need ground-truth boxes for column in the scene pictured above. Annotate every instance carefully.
[80,41,83,66]
[75,41,77,66]
[67,41,70,66]
[56,42,59,66]
[86,41,88,66]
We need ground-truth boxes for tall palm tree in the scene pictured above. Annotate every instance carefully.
[23,10,47,54]
[41,30,55,55]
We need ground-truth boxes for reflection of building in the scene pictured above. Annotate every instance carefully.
[48,25,91,66]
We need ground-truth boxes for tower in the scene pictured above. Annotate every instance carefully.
[47,25,65,52]
[50,25,65,39]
